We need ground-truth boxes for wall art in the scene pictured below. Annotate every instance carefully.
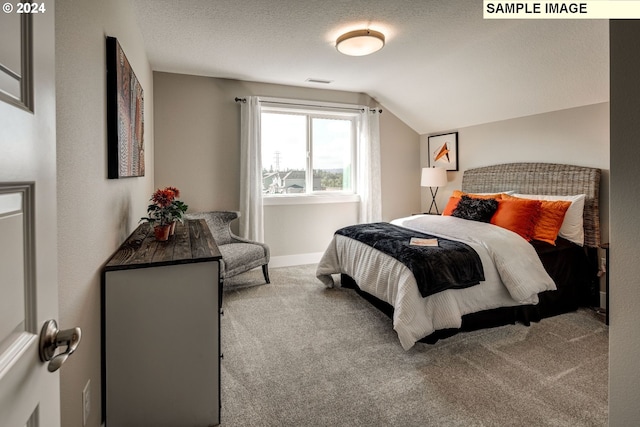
[106,36,144,178]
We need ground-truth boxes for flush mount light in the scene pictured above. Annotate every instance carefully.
[336,29,385,56]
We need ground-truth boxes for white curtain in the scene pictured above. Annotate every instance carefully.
[357,109,382,223]
[239,96,264,242]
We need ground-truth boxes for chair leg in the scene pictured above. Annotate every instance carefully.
[262,264,270,284]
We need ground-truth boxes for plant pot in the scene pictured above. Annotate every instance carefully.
[154,224,171,241]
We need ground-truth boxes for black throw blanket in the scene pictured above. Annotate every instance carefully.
[336,222,485,298]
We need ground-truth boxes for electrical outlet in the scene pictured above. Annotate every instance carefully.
[82,379,91,426]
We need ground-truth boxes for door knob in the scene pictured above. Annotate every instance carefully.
[39,319,82,372]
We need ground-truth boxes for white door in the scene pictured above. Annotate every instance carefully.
[0,4,71,427]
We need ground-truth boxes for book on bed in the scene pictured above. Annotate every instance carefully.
[409,237,438,247]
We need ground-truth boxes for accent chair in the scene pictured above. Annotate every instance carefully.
[185,211,270,284]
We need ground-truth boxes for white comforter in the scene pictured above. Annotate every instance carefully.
[316,215,556,350]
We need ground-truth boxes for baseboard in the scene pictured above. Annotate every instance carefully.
[600,291,606,309]
[270,252,324,268]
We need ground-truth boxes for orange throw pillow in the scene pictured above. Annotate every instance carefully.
[442,196,461,216]
[531,200,572,244]
[452,190,505,200]
[490,198,542,240]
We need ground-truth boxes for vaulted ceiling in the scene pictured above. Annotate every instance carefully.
[131,0,609,135]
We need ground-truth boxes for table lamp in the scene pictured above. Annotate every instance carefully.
[421,167,448,214]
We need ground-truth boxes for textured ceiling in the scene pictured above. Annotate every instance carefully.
[131,0,609,134]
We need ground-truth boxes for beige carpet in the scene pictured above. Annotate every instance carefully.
[221,264,608,426]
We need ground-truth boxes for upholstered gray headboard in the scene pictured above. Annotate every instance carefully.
[461,162,601,247]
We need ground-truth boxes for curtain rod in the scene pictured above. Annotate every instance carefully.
[234,97,382,114]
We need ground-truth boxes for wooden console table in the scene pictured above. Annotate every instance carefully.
[102,219,222,427]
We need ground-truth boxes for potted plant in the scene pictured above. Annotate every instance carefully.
[140,187,188,241]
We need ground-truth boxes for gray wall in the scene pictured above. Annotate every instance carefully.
[153,72,422,264]
[609,20,640,426]
[56,1,155,426]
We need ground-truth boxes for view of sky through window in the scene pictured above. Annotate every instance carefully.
[261,110,354,194]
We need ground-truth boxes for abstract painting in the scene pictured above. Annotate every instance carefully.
[428,132,458,171]
[106,36,145,178]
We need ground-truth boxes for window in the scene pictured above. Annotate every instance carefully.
[261,104,357,197]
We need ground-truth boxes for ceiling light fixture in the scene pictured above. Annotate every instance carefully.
[336,29,385,56]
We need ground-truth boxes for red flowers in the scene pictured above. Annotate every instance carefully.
[151,188,177,208]
[141,186,188,227]
[165,186,180,198]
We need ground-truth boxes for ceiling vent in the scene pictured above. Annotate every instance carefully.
[305,78,333,84]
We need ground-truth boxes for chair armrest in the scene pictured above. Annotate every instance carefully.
[229,233,270,259]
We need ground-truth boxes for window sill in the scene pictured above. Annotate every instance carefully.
[263,194,360,206]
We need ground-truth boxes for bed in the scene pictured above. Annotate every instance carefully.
[316,162,601,350]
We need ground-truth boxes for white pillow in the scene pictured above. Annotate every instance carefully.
[512,193,586,246]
